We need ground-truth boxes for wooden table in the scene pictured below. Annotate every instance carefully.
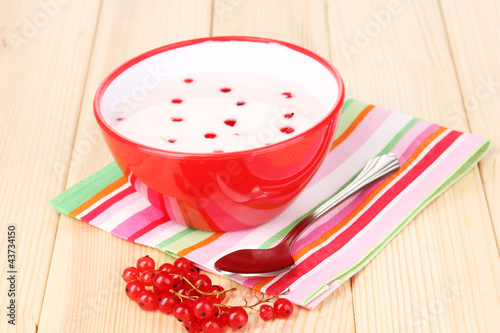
[1,0,499,332]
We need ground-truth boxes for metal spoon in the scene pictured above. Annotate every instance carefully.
[214,153,400,277]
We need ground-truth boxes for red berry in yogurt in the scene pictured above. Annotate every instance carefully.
[111,72,326,153]
[280,126,295,134]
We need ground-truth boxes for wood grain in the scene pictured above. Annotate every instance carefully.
[324,0,500,332]
[213,0,331,59]
[0,0,102,331]
[438,0,500,245]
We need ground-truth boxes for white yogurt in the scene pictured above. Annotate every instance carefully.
[111,72,327,153]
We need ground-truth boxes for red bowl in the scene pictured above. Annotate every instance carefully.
[94,36,344,231]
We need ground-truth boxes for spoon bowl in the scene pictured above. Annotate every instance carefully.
[214,153,400,276]
[215,243,295,277]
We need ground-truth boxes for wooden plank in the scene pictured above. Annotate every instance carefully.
[0,0,102,332]
[37,1,213,332]
[213,0,331,58]
[212,0,356,332]
[324,0,500,332]
[438,0,500,245]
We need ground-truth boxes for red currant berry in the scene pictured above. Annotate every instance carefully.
[280,126,295,134]
[192,274,212,292]
[206,285,225,303]
[171,289,183,302]
[184,318,202,333]
[152,285,163,296]
[173,301,195,322]
[122,266,139,282]
[201,316,225,333]
[140,269,156,287]
[136,290,158,311]
[174,257,191,272]
[274,298,294,318]
[153,271,174,292]
[224,119,236,127]
[284,112,295,119]
[185,269,199,283]
[173,285,196,301]
[153,286,169,298]
[186,288,198,297]
[212,285,223,291]
[193,298,215,320]
[158,263,175,273]
[260,304,274,321]
[227,306,248,329]
[158,293,177,314]
[170,269,185,288]
[136,255,155,273]
[125,280,146,301]
[218,311,229,326]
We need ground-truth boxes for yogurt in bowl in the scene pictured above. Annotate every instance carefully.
[111,71,327,153]
[94,36,345,231]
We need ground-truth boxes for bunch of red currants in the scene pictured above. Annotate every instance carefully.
[122,255,294,333]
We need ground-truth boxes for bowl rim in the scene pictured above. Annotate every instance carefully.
[94,36,345,159]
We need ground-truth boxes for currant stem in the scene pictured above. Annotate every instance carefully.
[173,274,237,297]
[170,290,192,301]
[168,274,290,313]
[216,289,291,311]
[240,293,280,309]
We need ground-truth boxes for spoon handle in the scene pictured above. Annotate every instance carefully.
[281,153,400,248]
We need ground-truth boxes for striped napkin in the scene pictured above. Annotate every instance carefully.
[49,99,489,309]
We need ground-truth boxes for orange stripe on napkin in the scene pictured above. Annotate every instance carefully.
[69,177,128,218]
[177,232,224,257]
[330,105,375,151]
